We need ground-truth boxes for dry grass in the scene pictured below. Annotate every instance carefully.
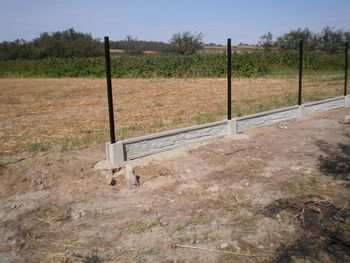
[0,74,344,156]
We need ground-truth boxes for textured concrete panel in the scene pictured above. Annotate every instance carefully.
[303,97,344,115]
[236,106,299,133]
[123,120,228,159]
[105,96,348,165]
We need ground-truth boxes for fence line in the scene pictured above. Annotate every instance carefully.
[103,36,349,165]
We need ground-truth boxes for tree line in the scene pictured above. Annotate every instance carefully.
[1,26,349,60]
[109,36,170,54]
[0,28,102,60]
[259,26,350,52]
[110,32,205,56]
[0,29,204,60]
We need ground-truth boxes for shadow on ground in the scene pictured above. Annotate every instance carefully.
[262,195,350,263]
[315,133,350,181]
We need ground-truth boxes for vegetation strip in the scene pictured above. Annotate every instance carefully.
[0,51,344,78]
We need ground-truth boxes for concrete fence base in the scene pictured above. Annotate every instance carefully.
[106,95,349,165]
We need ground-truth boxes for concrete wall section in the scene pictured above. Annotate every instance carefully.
[236,106,299,133]
[106,96,348,165]
[303,97,344,116]
[123,120,228,159]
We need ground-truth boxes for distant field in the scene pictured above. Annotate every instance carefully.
[0,72,344,156]
[200,44,264,54]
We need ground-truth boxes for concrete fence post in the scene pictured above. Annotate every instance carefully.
[345,95,350,107]
[106,142,125,166]
[227,118,238,135]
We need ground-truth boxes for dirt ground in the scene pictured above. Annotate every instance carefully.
[0,76,343,156]
[0,108,349,263]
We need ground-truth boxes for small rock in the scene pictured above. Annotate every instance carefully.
[231,241,241,252]
[10,240,17,246]
[333,214,345,223]
[11,203,21,209]
[235,246,241,252]
[291,166,301,171]
[112,167,121,174]
[71,210,85,220]
[207,185,219,192]
[102,170,116,186]
[191,239,199,244]
[125,163,140,189]
[305,168,312,174]
[339,115,350,124]
[278,125,288,129]
[220,242,229,249]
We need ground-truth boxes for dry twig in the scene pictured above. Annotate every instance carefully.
[173,244,273,257]
[233,195,240,203]
[291,207,305,223]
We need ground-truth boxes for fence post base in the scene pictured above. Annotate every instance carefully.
[106,141,125,166]
[227,118,238,135]
[345,95,350,107]
[298,105,306,118]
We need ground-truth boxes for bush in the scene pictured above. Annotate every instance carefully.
[169,32,204,55]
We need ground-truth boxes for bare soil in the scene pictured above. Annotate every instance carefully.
[1,108,349,263]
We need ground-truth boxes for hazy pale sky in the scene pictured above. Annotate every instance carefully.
[1,0,349,44]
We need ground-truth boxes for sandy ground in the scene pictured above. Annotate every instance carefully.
[0,108,349,263]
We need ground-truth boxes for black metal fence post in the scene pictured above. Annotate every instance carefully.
[345,42,348,96]
[104,36,116,144]
[298,40,303,105]
[227,38,232,120]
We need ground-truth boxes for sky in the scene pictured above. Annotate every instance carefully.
[1,0,349,45]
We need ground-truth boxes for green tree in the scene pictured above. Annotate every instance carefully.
[0,39,33,60]
[169,31,204,55]
[259,32,274,50]
[318,26,346,53]
[274,28,318,50]
[122,35,144,55]
[32,28,102,58]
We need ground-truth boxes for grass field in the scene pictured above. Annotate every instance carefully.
[0,71,345,157]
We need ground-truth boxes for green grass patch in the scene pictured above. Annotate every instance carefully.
[154,101,164,107]
[60,127,108,151]
[151,120,165,129]
[194,113,217,124]
[234,93,297,117]
[172,117,184,125]
[117,124,144,140]
[175,225,183,231]
[26,141,48,153]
